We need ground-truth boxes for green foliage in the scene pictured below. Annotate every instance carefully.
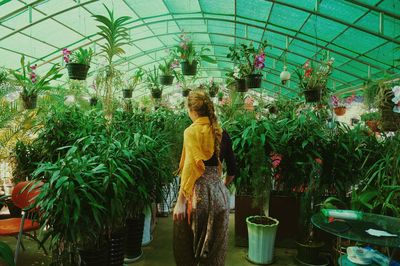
[0,67,8,86]
[128,68,144,89]
[10,56,62,97]
[70,47,93,65]
[146,66,162,93]
[227,40,268,75]
[363,81,380,108]
[0,241,15,266]
[11,140,44,184]
[360,111,381,121]
[173,33,216,65]
[158,57,177,76]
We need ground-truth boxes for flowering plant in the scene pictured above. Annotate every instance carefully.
[331,95,355,108]
[159,57,179,76]
[391,85,400,113]
[174,72,194,93]
[146,66,162,93]
[174,33,216,64]
[227,40,268,76]
[62,47,93,65]
[295,55,334,91]
[207,78,219,97]
[10,55,62,97]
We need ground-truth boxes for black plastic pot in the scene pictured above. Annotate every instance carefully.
[79,245,108,266]
[296,241,325,265]
[125,215,145,260]
[235,79,248,92]
[182,89,191,97]
[109,231,126,266]
[66,63,90,80]
[159,75,174,85]
[151,90,162,99]
[245,74,262,88]
[304,89,322,103]
[123,89,133,99]
[21,94,37,110]
[89,97,98,106]
[180,61,198,75]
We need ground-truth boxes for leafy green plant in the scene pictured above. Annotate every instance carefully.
[69,47,94,65]
[159,57,178,76]
[363,81,380,108]
[174,33,216,64]
[0,67,8,86]
[0,241,15,266]
[128,69,144,90]
[146,66,162,94]
[360,111,381,121]
[10,56,62,98]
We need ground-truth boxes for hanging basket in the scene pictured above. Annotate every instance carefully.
[334,107,346,116]
[123,89,133,99]
[151,89,162,99]
[235,79,248,92]
[182,89,191,97]
[245,74,262,89]
[180,61,198,75]
[303,89,322,103]
[159,75,174,85]
[21,94,37,110]
[66,63,90,80]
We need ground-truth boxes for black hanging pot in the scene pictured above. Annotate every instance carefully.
[66,63,90,80]
[303,89,322,103]
[182,89,191,97]
[89,97,98,106]
[109,231,126,266]
[123,89,133,99]
[21,94,37,110]
[245,74,262,88]
[79,245,108,266]
[180,60,198,75]
[159,75,174,85]
[235,79,248,92]
[151,89,162,99]
[125,214,145,262]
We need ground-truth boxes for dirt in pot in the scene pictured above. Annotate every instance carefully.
[249,216,276,225]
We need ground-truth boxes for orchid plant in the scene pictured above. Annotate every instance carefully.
[227,40,268,76]
[10,56,62,98]
[174,33,216,65]
[174,72,194,93]
[62,47,93,65]
[295,53,334,91]
[159,57,179,76]
[331,95,356,108]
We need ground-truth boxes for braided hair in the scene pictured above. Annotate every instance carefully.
[187,90,222,158]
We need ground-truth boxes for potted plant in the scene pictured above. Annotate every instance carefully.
[10,56,62,109]
[361,111,381,132]
[158,57,178,85]
[63,47,93,80]
[217,91,224,101]
[331,95,355,116]
[174,33,216,75]
[227,41,268,89]
[295,54,334,103]
[378,83,400,131]
[146,66,163,99]
[174,72,193,97]
[207,78,219,97]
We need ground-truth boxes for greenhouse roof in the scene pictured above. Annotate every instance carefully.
[0,0,399,98]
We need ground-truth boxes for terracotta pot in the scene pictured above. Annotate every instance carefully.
[334,107,346,116]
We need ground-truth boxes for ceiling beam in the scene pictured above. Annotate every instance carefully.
[344,0,400,20]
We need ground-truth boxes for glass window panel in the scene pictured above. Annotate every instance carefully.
[319,0,368,25]
[301,16,347,40]
[0,33,55,59]
[34,0,76,16]
[135,38,164,51]
[164,0,201,13]
[55,8,100,37]
[130,27,155,40]
[377,0,400,16]
[207,20,234,36]
[237,0,272,21]
[266,24,297,37]
[199,0,234,15]
[0,1,25,18]
[364,42,399,67]
[2,8,46,28]
[269,5,309,30]
[176,19,207,32]
[210,34,235,46]
[125,0,168,18]
[333,28,386,54]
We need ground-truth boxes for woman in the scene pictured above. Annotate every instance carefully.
[173,91,236,266]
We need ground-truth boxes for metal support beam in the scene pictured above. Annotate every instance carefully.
[263,0,400,45]
[344,0,400,20]
[379,12,384,35]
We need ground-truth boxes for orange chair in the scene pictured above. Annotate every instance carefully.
[0,181,45,264]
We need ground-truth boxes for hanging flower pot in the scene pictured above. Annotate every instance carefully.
[89,97,98,106]
[182,88,191,97]
[334,107,346,116]
[125,214,145,263]
[180,61,198,75]
[151,89,162,99]
[304,89,322,103]
[296,241,328,265]
[246,216,279,264]
[66,63,90,80]
[123,89,133,99]
[21,94,38,110]
[280,66,291,85]
[159,75,174,86]
[245,74,262,89]
[235,79,247,92]
[79,245,108,266]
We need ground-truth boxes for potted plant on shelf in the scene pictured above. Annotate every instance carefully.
[63,47,93,80]
[158,57,178,85]
[295,54,334,103]
[331,95,355,116]
[361,111,381,132]
[146,66,163,99]
[10,56,62,109]
[227,41,268,89]
[174,33,216,75]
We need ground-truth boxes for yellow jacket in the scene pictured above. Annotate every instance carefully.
[178,116,221,199]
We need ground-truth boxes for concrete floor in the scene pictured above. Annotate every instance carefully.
[0,214,299,266]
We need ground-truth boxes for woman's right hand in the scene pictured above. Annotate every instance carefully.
[173,193,187,221]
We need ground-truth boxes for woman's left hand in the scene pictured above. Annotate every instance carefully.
[173,194,187,221]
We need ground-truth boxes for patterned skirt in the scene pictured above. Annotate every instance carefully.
[173,166,229,266]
